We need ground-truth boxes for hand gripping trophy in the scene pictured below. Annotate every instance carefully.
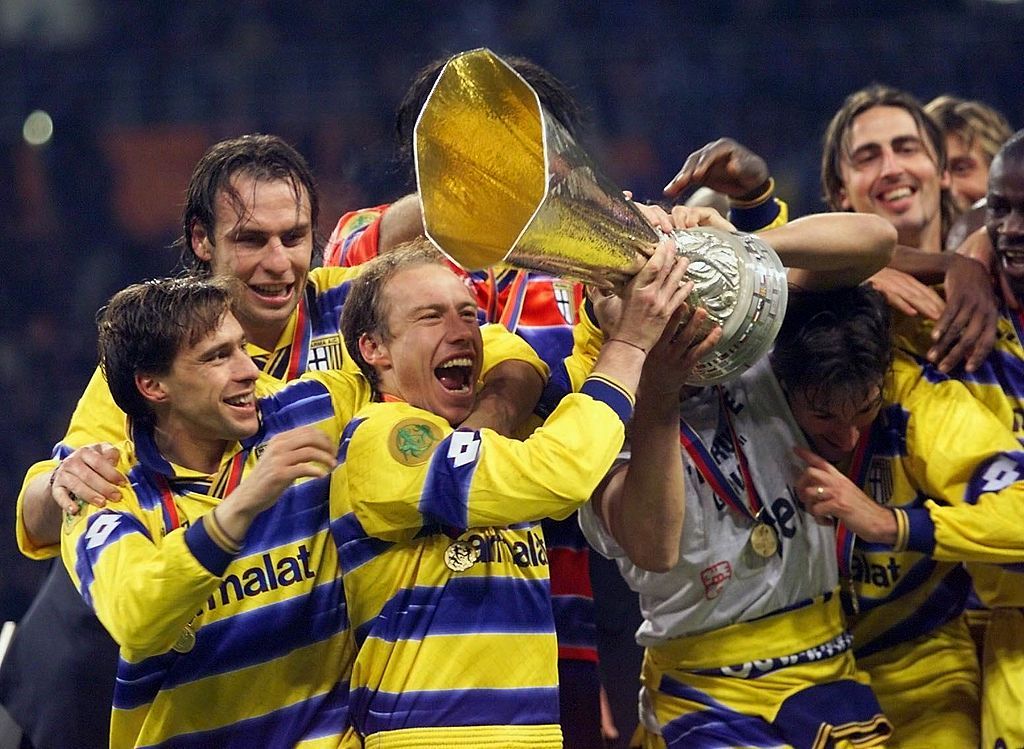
[415,48,787,384]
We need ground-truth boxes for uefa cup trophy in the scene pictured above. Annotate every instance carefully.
[414,48,787,385]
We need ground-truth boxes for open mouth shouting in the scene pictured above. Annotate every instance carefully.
[435,356,475,395]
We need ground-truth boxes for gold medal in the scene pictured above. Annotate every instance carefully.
[444,541,480,572]
[749,522,779,558]
[172,622,196,654]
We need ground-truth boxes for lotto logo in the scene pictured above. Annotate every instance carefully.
[980,456,1022,493]
[85,515,122,549]
[447,431,481,468]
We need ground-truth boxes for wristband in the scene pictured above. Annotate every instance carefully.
[730,177,775,208]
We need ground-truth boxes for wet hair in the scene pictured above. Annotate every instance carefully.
[339,237,447,393]
[821,84,957,241]
[177,134,321,272]
[770,286,892,414]
[97,276,236,429]
[925,95,1013,164]
[394,53,584,184]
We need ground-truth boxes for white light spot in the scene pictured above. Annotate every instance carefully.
[23,110,54,146]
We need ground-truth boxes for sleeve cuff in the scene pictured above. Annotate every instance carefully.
[581,374,635,425]
[185,517,237,576]
[729,197,784,233]
[900,507,936,554]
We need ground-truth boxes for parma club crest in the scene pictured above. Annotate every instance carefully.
[388,419,444,466]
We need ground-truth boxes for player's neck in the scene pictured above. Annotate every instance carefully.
[153,425,228,475]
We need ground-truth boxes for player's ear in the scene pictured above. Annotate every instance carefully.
[359,333,392,370]
[136,373,170,406]
[191,222,214,263]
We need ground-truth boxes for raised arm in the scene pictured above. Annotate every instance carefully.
[759,212,896,289]
[591,307,721,572]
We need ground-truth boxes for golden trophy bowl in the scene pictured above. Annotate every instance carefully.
[415,48,787,385]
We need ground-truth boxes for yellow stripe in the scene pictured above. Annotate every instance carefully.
[128,630,353,742]
[359,631,557,693]
[649,592,844,669]
[363,723,562,748]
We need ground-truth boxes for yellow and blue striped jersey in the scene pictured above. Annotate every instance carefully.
[17,262,544,560]
[848,349,1024,657]
[329,377,632,748]
[59,369,371,748]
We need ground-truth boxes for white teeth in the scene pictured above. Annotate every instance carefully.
[439,357,473,368]
[881,187,912,201]
[251,284,290,295]
[225,394,254,407]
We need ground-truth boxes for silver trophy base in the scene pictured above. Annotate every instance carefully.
[670,228,788,386]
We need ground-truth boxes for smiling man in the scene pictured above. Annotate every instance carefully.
[4,134,544,749]
[822,85,955,253]
[926,129,1024,749]
[58,276,367,747]
[328,238,688,748]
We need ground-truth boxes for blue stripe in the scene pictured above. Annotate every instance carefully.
[352,685,559,737]
[418,431,479,530]
[966,451,1024,504]
[536,363,573,419]
[960,346,1024,394]
[903,507,937,555]
[126,466,166,513]
[132,425,176,476]
[658,674,778,748]
[515,327,574,373]
[773,679,888,748]
[551,596,596,649]
[541,514,587,549]
[114,577,348,710]
[74,511,151,608]
[853,552,937,614]
[254,381,336,442]
[854,564,969,658]
[310,282,352,335]
[581,377,632,424]
[330,513,394,573]
[336,417,366,464]
[728,198,781,233]
[239,476,331,554]
[356,576,554,646]
[185,517,235,576]
[138,678,350,749]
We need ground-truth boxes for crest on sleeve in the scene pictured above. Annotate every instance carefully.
[388,419,444,466]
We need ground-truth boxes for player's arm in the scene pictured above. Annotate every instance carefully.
[62,484,226,659]
[461,324,548,437]
[761,212,896,289]
[591,307,721,572]
[378,193,426,254]
[18,366,129,554]
[348,240,690,536]
[64,428,335,659]
[661,137,787,232]
[878,244,998,373]
[798,358,1024,562]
